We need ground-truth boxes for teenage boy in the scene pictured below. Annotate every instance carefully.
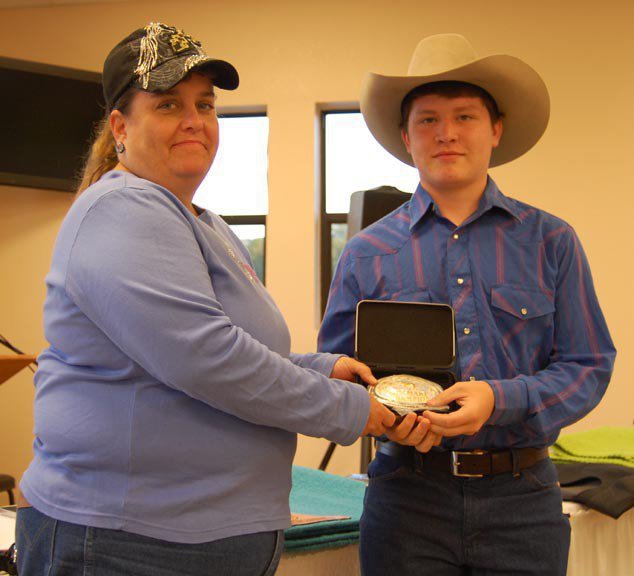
[319,34,615,575]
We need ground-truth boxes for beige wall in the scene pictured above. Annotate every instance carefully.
[1,0,632,498]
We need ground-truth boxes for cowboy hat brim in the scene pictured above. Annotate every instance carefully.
[360,54,550,167]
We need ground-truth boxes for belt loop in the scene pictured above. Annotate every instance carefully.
[511,449,521,478]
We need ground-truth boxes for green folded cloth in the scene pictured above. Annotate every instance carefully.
[550,427,634,468]
[285,465,366,552]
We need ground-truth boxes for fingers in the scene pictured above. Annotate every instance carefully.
[415,430,442,453]
[423,409,472,436]
[362,397,396,436]
[380,410,445,451]
[388,412,418,439]
[381,405,397,428]
[385,413,442,451]
[423,407,484,437]
[331,357,377,386]
[423,380,495,437]
[427,421,472,437]
[424,410,463,429]
[354,361,378,387]
[425,382,465,407]
[385,413,429,446]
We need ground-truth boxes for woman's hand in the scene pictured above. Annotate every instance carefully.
[385,412,442,453]
[330,357,393,435]
[362,396,397,436]
[331,356,378,387]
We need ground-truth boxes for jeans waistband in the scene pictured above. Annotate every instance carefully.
[375,441,549,478]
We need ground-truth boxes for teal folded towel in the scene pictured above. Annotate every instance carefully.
[284,530,360,551]
[550,427,634,467]
[285,466,366,552]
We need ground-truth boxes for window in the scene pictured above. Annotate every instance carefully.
[319,110,419,312]
[194,113,268,282]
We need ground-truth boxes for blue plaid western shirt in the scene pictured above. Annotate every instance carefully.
[318,178,616,449]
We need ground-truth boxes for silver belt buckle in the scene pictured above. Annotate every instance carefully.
[451,450,485,477]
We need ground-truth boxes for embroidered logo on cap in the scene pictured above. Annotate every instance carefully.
[169,31,192,54]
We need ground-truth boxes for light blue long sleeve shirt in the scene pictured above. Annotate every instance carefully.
[22,170,370,544]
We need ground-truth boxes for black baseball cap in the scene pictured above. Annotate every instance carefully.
[103,22,239,110]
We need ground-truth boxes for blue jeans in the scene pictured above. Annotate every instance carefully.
[360,453,570,576]
[16,506,283,576]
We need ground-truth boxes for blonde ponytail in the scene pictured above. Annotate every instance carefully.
[75,88,137,196]
[76,116,118,195]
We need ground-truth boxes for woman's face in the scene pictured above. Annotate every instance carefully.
[110,73,219,197]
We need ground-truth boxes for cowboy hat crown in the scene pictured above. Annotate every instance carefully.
[360,33,550,167]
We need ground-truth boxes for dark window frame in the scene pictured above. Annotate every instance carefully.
[220,215,267,283]
[319,108,359,315]
[214,111,268,284]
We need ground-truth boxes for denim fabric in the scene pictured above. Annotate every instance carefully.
[16,507,283,576]
[359,453,570,576]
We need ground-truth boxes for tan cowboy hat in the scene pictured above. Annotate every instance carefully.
[360,33,550,167]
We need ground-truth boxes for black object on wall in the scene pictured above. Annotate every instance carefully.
[346,185,412,240]
[0,56,104,192]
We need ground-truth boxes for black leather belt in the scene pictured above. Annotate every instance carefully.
[375,440,549,478]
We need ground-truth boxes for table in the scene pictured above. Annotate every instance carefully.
[0,355,36,385]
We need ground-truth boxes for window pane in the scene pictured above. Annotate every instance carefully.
[195,115,269,215]
[324,112,419,214]
[331,223,348,273]
[230,224,265,282]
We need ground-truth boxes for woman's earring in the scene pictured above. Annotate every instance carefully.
[115,141,126,154]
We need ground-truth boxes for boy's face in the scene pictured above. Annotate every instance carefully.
[401,94,503,195]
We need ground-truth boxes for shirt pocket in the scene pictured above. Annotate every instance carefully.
[490,284,555,373]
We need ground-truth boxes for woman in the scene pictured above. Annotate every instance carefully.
[16,23,395,575]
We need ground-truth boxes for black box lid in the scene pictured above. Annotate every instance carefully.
[355,300,455,371]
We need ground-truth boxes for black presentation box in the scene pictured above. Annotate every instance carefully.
[355,300,457,389]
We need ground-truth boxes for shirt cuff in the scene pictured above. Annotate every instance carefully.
[334,382,371,445]
[486,377,530,427]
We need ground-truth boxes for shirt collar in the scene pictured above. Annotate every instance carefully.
[408,177,523,230]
